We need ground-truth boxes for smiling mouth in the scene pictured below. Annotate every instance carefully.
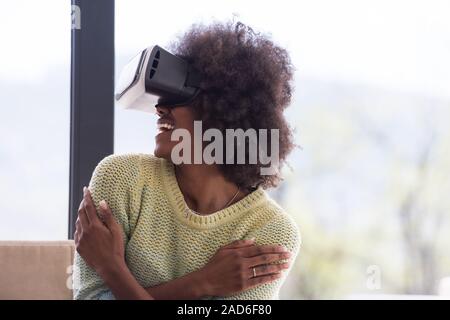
[157,122,175,134]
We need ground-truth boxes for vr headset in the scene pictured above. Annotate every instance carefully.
[115,45,202,113]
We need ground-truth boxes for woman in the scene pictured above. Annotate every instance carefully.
[73,21,300,300]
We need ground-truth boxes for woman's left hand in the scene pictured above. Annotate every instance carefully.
[74,187,125,277]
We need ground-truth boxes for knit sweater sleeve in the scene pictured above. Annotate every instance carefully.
[215,212,301,300]
[72,154,144,300]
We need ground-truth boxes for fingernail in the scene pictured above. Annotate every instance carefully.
[248,237,256,242]
[83,186,86,194]
[99,200,107,210]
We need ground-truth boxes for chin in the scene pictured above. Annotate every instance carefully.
[154,142,173,161]
[154,132,169,159]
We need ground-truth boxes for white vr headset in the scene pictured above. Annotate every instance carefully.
[115,45,202,113]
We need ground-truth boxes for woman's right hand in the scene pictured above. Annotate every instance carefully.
[198,239,292,297]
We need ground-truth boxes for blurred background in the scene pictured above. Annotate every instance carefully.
[1,0,449,299]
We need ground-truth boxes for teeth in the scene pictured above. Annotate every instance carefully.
[157,123,174,130]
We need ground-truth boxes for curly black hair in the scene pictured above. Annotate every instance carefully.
[170,21,295,190]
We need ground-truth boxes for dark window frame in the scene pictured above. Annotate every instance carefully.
[69,0,115,239]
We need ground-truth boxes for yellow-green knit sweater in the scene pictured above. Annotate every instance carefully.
[73,153,301,300]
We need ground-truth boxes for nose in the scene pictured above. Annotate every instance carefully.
[155,105,170,117]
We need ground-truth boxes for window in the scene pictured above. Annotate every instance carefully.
[115,0,450,298]
[1,0,448,299]
[0,1,70,240]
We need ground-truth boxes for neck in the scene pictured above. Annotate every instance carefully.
[174,163,245,215]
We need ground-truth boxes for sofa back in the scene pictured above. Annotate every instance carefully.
[0,241,74,300]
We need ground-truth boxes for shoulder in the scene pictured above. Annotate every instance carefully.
[90,153,150,190]
[93,153,167,191]
[88,154,162,222]
[96,153,145,170]
[251,196,302,256]
[94,153,160,178]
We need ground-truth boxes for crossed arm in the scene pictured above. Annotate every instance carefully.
[73,187,294,300]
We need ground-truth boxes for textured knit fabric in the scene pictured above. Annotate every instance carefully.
[72,153,301,300]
